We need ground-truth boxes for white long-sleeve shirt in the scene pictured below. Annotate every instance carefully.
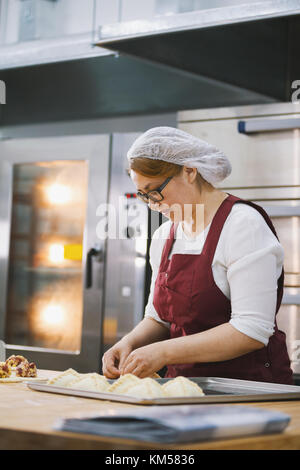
[144,203,284,346]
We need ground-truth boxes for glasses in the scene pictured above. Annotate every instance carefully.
[136,176,173,204]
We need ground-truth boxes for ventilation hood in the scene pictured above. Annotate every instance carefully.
[96,0,300,102]
[2,1,300,126]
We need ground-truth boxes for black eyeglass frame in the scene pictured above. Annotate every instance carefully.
[136,176,173,203]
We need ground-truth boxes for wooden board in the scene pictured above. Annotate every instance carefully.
[0,377,48,383]
[0,369,48,383]
[1,369,300,450]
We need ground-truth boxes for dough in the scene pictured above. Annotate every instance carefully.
[46,369,204,400]
[162,376,204,397]
[124,377,166,399]
[68,373,109,392]
[47,368,81,387]
[107,373,141,394]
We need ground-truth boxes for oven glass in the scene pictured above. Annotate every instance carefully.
[5,161,88,352]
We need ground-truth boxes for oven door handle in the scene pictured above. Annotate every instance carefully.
[238,117,300,134]
[85,244,103,289]
[282,294,300,305]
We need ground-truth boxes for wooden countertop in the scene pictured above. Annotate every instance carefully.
[1,369,300,450]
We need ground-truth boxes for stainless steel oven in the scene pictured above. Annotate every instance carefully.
[178,102,300,378]
[0,132,150,373]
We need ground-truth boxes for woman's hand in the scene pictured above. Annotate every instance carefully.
[102,338,133,379]
[120,342,167,378]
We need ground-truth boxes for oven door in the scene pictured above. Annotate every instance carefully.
[0,134,110,372]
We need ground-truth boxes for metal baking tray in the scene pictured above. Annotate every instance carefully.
[27,377,300,405]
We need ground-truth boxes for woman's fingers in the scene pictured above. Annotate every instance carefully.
[102,351,121,378]
[121,352,146,376]
[104,366,120,379]
[118,348,132,372]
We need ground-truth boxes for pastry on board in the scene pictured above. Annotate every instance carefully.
[162,376,204,397]
[2,355,37,379]
[27,362,37,377]
[123,377,166,399]
[6,355,28,368]
[0,362,11,378]
[67,373,109,392]
[16,361,30,377]
[15,361,37,377]
[47,368,81,387]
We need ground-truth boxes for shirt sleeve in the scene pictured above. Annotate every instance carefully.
[144,226,171,329]
[224,205,284,346]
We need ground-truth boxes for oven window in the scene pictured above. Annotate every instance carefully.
[5,161,88,352]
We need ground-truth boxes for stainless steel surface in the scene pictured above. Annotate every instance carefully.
[0,134,110,372]
[0,33,112,70]
[27,376,300,405]
[178,102,300,122]
[96,2,300,103]
[98,1,300,41]
[179,102,300,188]
[0,54,256,127]
[0,340,5,362]
[0,159,12,341]
[0,0,110,69]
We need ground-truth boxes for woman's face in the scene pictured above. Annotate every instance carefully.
[130,168,198,221]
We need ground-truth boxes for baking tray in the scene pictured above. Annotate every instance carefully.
[27,377,300,405]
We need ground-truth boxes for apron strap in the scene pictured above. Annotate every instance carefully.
[159,221,178,272]
[201,194,238,261]
[202,194,284,314]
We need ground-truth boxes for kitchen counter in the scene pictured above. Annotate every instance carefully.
[1,369,300,450]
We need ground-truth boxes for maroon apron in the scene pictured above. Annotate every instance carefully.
[153,194,293,384]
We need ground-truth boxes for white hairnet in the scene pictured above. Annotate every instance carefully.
[127,126,232,186]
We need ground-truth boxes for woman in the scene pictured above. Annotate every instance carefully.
[102,127,293,384]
